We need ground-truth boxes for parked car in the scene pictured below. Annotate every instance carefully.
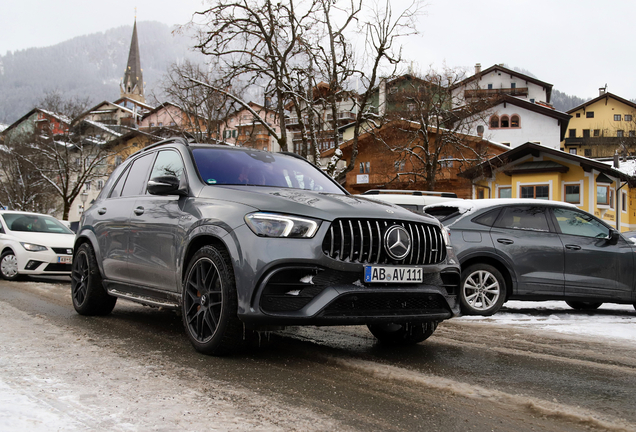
[424,199,636,315]
[0,210,75,280]
[358,189,462,215]
[71,138,461,355]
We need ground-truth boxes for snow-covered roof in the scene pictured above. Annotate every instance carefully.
[0,124,6,132]
[424,198,577,227]
[39,109,71,125]
[82,120,123,137]
[601,159,636,177]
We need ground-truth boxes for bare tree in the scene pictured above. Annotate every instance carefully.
[185,0,423,181]
[369,68,496,190]
[154,60,245,143]
[21,93,124,220]
[0,138,57,212]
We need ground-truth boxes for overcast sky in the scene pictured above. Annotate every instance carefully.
[1,0,634,100]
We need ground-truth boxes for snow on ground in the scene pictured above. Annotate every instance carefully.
[1,297,635,430]
[0,301,344,432]
[456,300,636,345]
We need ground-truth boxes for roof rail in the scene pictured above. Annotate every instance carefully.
[362,189,458,198]
[141,136,190,152]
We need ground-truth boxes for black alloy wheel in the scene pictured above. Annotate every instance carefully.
[367,321,437,345]
[71,243,117,315]
[182,245,243,356]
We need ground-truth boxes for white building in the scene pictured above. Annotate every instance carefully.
[452,64,571,149]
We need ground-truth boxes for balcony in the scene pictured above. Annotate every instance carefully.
[464,87,529,99]
[326,111,356,122]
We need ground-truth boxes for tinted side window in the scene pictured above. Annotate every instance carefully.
[472,208,501,227]
[150,150,185,180]
[553,207,609,238]
[121,153,155,197]
[109,165,131,198]
[494,206,549,232]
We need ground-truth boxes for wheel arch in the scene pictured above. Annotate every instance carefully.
[73,231,105,276]
[1,246,16,256]
[181,234,232,283]
[460,255,515,300]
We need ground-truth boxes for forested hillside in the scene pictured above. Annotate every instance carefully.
[0,21,203,124]
[551,89,589,112]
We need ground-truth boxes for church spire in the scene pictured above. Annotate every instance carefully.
[120,18,145,103]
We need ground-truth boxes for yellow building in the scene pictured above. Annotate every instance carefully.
[460,143,636,231]
[563,90,636,158]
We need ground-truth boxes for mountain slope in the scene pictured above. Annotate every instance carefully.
[0,21,202,124]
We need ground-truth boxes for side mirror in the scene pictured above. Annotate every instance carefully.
[607,229,620,245]
[147,175,186,196]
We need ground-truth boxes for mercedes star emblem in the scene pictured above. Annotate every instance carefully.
[384,225,411,260]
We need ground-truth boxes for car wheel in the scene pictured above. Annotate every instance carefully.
[367,321,437,345]
[460,264,506,316]
[182,245,244,356]
[565,301,602,311]
[0,251,20,281]
[71,243,117,315]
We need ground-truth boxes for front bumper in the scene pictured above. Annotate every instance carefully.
[16,248,72,275]
[229,222,460,328]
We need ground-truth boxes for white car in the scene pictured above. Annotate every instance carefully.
[0,211,75,280]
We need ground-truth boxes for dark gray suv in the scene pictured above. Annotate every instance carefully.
[424,199,635,316]
[71,138,460,355]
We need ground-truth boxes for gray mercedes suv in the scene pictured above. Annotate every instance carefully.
[71,138,460,355]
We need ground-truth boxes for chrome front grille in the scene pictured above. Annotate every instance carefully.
[321,219,446,265]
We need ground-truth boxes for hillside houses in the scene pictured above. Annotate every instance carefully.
[4,15,636,230]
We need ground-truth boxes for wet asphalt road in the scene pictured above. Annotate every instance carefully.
[1,277,635,431]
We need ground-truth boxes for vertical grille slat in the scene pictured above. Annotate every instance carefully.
[322,218,446,265]
[367,221,373,263]
[358,220,364,263]
[348,220,355,262]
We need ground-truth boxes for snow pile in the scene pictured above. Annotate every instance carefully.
[457,300,636,344]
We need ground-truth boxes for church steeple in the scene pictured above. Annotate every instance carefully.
[120,18,145,103]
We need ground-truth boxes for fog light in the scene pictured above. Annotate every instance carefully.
[25,260,44,270]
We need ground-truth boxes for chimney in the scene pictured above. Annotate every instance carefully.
[475,63,481,75]
[600,84,607,96]
[379,78,387,117]
[614,152,620,168]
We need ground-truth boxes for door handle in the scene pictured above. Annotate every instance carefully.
[565,244,581,250]
[97,208,107,215]
[134,206,145,216]
[497,238,514,245]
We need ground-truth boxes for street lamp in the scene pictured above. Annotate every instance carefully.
[80,191,88,213]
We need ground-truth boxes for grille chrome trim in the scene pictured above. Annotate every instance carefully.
[322,218,446,265]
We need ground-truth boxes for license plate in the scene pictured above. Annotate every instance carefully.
[57,256,72,264]
[364,266,423,283]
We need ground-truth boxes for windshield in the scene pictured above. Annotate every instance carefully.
[2,214,74,234]
[192,147,344,194]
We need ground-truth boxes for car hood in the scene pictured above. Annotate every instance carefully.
[198,186,440,224]
[6,231,75,248]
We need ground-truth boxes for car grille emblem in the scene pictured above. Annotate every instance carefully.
[384,225,411,260]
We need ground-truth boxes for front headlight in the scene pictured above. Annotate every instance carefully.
[441,226,451,247]
[245,213,321,238]
[21,242,48,252]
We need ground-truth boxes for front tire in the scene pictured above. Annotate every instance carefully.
[566,301,602,311]
[367,321,437,345]
[182,245,243,356]
[460,264,506,316]
[0,251,20,281]
[71,243,117,315]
